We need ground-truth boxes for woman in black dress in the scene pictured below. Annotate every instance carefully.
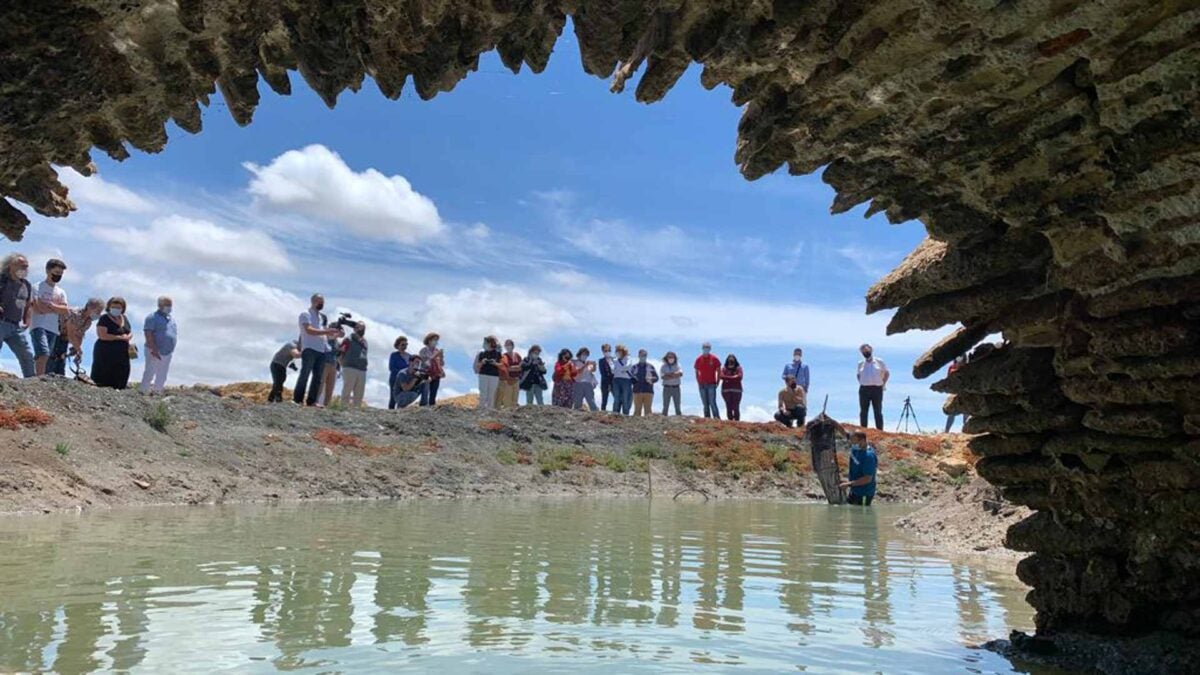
[92,296,133,389]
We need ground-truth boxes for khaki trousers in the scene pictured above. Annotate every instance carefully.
[496,380,520,408]
[633,392,654,416]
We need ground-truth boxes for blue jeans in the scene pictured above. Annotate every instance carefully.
[29,327,54,358]
[699,384,721,419]
[0,321,35,378]
[612,378,633,415]
[293,348,326,405]
[420,379,440,406]
[525,386,545,405]
[46,334,68,376]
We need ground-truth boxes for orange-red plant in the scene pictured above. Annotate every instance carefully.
[0,406,53,430]
[478,421,506,432]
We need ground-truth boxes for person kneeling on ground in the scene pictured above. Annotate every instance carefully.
[841,431,878,506]
[774,375,807,427]
[393,356,428,409]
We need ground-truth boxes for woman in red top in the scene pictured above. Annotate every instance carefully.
[719,354,744,421]
[552,348,576,408]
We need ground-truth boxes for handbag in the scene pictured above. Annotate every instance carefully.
[128,343,139,360]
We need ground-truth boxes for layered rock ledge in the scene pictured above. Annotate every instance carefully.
[1,0,1198,663]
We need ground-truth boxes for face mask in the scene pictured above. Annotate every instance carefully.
[639,356,647,363]
[49,273,63,283]
[314,303,324,312]
[430,340,438,348]
[793,355,801,363]
[702,347,711,355]
[15,269,28,280]
[863,351,873,359]
[667,358,675,365]
[603,350,611,356]
[483,341,490,349]
[108,308,123,318]
[160,306,172,315]
[531,352,540,359]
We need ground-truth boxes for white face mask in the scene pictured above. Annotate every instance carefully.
[702,347,711,354]
[430,340,439,349]
[160,306,172,315]
[108,307,123,318]
[639,356,647,363]
[793,355,801,362]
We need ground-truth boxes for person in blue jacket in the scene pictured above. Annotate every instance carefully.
[388,336,410,410]
[781,347,810,392]
[841,431,878,506]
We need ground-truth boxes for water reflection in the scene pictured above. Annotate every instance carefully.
[0,500,1045,673]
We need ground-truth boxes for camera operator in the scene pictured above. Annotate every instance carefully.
[293,294,344,407]
[269,338,301,403]
[339,321,369,408]
[392,354,428,409]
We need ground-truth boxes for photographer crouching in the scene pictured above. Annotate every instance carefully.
[269,339,301,403]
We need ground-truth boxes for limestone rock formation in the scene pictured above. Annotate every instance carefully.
[1,0,1198,660]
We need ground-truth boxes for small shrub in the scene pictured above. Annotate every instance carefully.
[14,407,52,427]
[53,442,70,456]
[630,443,669,460]
[312,428,364,448]
[496,447,519,465]
[537,448,575,474]
[947,472,969,487]
[479,420,506,432]
[914,437,942,456]
[326,398,345,411]
[600,453,630,472]
[145,402,173,433]
[896,465,925,481]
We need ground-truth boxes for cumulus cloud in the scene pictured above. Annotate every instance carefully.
[543,269,593,288]
[93,216,293,273]
[417,283,579,353]
[244,144,444,243]
[58,167,156,214]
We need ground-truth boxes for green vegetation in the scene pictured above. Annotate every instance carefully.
[629,443,669,460]
[53,442,70,457]
[896,465,925,481]
[946,472,969,487]
[326,398,345,411]
[768,444,793,472]
[537,448,577,475]
[496,446,520,465]
[145,402,173,433]
[599,452,630,473]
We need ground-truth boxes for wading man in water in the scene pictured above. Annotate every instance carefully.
[841,431,878,506]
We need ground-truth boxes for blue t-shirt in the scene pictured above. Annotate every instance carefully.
[848,446,878,498]
[389,351,409,379]
[143,310,178,356]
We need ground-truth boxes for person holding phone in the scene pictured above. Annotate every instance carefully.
[475,335,503,409]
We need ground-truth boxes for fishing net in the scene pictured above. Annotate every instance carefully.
[805,413,846,504]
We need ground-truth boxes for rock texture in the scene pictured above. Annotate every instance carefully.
[1,0,1198,655]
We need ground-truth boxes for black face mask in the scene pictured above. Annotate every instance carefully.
[314,303,325,311]
[863,351,873,359]
[49,272,63,283]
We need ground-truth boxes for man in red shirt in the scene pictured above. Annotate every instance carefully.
[693,341,722,419]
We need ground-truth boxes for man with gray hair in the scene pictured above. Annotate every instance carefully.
[140,296,177,393]
[54,297,105,376]
[0,253,35,377]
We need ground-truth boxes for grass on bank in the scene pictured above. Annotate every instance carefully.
[145,402,173,433]
[54,441,70,456]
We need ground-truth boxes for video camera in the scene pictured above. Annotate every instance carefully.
[331,312,357,331]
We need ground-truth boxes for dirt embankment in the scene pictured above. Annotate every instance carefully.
[895,477,1034,560]
[0,377,987,516]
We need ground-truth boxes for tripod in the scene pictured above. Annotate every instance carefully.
[896,396,921,433]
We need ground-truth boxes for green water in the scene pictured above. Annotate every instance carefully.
[0,500,1047,674]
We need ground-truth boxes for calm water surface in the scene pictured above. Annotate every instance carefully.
[0,500,1052,674]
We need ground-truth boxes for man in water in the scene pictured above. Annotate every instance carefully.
[841,431,878,506]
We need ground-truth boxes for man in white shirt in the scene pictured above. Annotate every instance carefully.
[856,343,889,430]
[292,294,343,407]
[31,258,70,376]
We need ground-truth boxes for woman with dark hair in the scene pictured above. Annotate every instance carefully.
[720,354,744,421]
[92,296,133,389]
[520,344,548,405]
[418,332,444,406]
[474,335,503,409]
[388,336,410,410]
[551,348,576,408]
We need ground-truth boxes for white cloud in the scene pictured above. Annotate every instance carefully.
[244,144,444,243]
[464,223,490,239]
[93,216,293,273]
[58,167,156,214]
[417,283,579,353]
[543,269,593,288]
[572,218,699,270]
[836,244,903,278]
[742,405,775,423]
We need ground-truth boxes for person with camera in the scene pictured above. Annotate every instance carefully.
[0,253,35,378]
[519,345,548,405]
[339,321,369,408]
[474,335,503,409]
[497,339,522,409]
[92,297,133,389]
[388,336,410,410]
[293,294,344,407]
[393,354,428,409]
[418,332,444,406]
[269,339,301,403]
[571,347,599,411]
[551,348,576,408]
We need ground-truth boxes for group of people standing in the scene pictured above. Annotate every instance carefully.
[0,253,178,393]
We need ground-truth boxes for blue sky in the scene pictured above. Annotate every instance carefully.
[6,26,955,427]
